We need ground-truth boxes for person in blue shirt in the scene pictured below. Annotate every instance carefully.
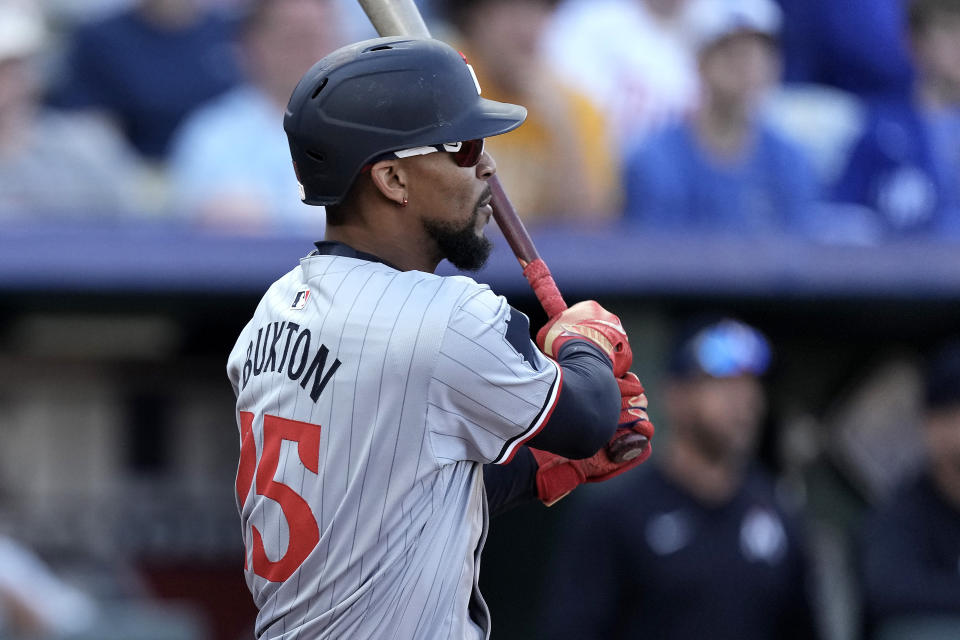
[166,0,347,234]
[775,0,914,103]
[49,0,243,160]
[832,0,960,238]
[622,0,819,235]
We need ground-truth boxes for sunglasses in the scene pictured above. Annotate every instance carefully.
[363,139,485,172]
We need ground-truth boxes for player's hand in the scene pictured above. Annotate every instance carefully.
[605,371,654,471]
[530,372,654,506]
[536,300,632,377]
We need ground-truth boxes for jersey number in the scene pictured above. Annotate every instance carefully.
[237,411,322,582]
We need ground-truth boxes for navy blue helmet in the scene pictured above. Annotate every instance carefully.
[284,36,527,206]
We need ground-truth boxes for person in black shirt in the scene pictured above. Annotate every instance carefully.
[859,341,960,639]
[540,317,820,640]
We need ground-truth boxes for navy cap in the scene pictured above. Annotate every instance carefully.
[669,317,771,379]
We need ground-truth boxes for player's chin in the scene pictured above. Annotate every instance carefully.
[447,227,493,271]
[424,213,493,272]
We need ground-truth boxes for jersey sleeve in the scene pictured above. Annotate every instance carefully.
[426,288,561,466]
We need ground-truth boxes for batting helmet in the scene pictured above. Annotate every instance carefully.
[284,36,527,206]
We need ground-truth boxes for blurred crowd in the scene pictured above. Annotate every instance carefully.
[1,0,959,242]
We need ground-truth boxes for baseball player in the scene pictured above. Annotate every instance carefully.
[227,36,654,640]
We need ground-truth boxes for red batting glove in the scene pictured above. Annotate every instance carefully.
[531,372,654,506]
[536,300,632,377]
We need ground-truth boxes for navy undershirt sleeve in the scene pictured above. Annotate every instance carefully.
[527,339,621,458]
[484,448,537,517]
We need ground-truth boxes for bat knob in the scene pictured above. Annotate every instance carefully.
[607,433,649,463]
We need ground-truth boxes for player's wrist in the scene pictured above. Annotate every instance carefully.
[530,448,585,506]
[554,338,616,370]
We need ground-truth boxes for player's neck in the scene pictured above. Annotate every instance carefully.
[694,99,753,158]
[324,222,441,273]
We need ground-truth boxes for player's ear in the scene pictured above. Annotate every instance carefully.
[368,159,409,207]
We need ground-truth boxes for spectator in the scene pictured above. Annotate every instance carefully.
[622,0,819,235]
[166,0,346,234]
[775,0,915,103]
[0,1,144,219]
[441,0,621,224]
[49,0,243,160]
[542,0,699,151]
[859,341,960,639]
[540,317,820,640]
[832,0,960,238]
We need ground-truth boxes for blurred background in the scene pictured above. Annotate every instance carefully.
[0,0,959,638]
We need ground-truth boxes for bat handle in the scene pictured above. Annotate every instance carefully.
[522,259,567,317]
[488,177,568,317]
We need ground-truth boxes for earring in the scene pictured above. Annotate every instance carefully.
[400,196,408,208]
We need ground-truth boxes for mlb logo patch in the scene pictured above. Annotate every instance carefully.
[291,287,310,310]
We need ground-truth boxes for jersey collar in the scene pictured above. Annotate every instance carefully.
[312,241,400,271]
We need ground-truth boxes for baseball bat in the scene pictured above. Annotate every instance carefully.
[356,0,647,463]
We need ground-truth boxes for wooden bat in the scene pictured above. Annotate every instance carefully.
[356,0,647,463]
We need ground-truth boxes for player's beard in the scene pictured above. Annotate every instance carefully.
[423,189,493,272]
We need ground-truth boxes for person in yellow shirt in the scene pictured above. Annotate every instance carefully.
[440,0,621,226]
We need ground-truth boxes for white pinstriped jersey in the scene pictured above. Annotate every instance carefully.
[227,250,561,639]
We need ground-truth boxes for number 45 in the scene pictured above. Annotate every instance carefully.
[236,411,322,582]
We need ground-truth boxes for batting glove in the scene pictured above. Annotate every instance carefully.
[536,300,632,377]
[531,372,654,506]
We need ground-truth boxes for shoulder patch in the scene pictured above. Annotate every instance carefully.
[291,286,310,310]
